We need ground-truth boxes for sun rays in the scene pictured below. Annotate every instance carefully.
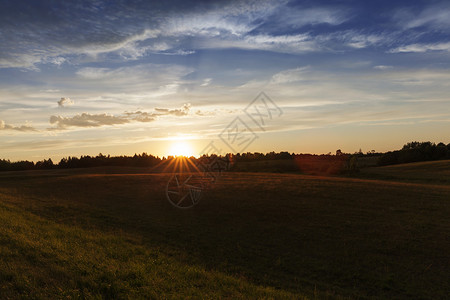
[147,140,202,174]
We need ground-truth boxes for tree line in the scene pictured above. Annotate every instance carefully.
[0,153,162,172]
[378,142,450,166]
[1,141,449,172]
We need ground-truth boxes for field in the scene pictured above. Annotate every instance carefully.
[0,161,449,299]
[359,160,450,185]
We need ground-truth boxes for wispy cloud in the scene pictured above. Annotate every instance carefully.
[194,33,318,54]
[2,0,449,72]
[49,113,129,129]
[71,64,193,99]
[0,1,278,69]
[374,65,393,70]
[253,5,349,34]
[154,103,191,116]
[76,64,192,83]
[396,3,450,30]
[389,42,450,53]
[0,1,355,70]
[270,67,310,84]
[245,34,317,52]
[49,103,193,130]
[0,120,37,132]
[344,33,384,49]
[200,78,212,87]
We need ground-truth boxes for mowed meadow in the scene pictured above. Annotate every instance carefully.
[0,161,449,299]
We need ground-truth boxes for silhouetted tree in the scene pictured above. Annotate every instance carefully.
[379,141,449,166]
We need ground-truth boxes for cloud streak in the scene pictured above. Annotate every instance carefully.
[49,103,193,129]
[0,120,37,132]
[396,3,450,30]
[0,1,372,69]
[49,113,129,129]
[389,42,450,53]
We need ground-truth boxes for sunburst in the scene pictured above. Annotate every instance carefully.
[168,141,194,157]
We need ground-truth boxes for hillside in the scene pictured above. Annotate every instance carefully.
[0,164,449,298]
[359,159,450,184]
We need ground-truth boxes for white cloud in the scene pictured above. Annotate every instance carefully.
[45,56,66,66]
[200,78,212,86]
[164,12,251,37]
[0,1,355,70]
[71,29,160,57]
[197,33,318,54]
[270,67,310,84]
[150,2,349,55]
[246,34,311,45]
[390,42,450,53]
[347,35,383,49]
[162,0,283,38]
[374,65,393,70]
[331,31,385,49]
[0,54,42,70]
[0,29,160,70]
[272,6,349,29]
[160,49,196,56]
[398,3,450,30]
[57,97,74,107]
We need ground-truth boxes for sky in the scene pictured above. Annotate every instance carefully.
[0,0,449,161]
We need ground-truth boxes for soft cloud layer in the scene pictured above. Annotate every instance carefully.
[0,120,36,132]
[374,65,393,70]
[2,1,447,70]
[270,67,310,84]
[390,42,450,53]
[49,113,129,129]
[154,103,191,116]
[397,2,450,30]
[49,104,192,129]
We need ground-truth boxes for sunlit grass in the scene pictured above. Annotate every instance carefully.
[0,193,299,299]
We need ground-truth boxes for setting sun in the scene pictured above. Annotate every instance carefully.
[168,141,194,157]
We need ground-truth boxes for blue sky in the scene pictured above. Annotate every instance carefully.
[0,0,449,160]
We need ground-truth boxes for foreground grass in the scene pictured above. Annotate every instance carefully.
[0,192,298,299]
[0,165,449,299]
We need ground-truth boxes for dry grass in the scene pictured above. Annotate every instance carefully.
[0,162,449,298]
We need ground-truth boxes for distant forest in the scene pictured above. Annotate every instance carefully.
[1,141,450,174]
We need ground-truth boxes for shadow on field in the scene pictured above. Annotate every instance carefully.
[1,168,449,298]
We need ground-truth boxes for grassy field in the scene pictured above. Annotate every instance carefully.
[0,161,449,299]
[358,160,450,185]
